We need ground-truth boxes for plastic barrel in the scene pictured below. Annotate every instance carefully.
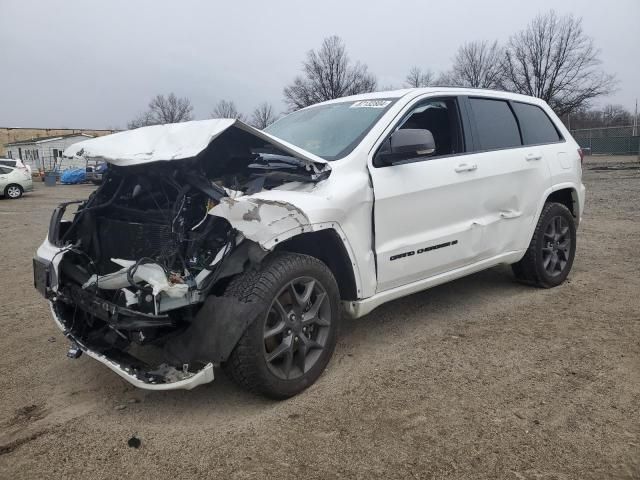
[44,172,57,186]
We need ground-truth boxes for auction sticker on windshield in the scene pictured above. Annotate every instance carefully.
[350,100,392,108]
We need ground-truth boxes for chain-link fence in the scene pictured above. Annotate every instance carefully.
[570,125,640,155]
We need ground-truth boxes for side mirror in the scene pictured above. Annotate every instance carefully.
[374,129,436,166]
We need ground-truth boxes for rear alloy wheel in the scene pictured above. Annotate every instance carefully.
[541,215,572,277]
[4,184,23,199]
[223,252,340,398]
[512,202,577,288]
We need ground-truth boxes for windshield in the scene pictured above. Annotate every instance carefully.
[265,99,396,160]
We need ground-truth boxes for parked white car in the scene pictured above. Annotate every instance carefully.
[0,157,32,175]
[0,164,33,198]
[34,88,585,397]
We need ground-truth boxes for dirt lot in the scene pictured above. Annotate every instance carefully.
[1,156,638,479]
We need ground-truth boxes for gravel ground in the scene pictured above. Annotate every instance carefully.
[1,156,638,479]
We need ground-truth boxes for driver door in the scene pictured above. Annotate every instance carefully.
[369,97,482,292]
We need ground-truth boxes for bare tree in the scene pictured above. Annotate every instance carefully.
[250,102,278,129]
[211,100,246,121]
[562,108,600,129]
[375,84,399,92]
[405,67,436,88]
[283,36,377,110]
[449,40,505,88]
[128,93,193,129]
[601,104,632,127]
[563,104,632,129]
[502,11,616,116]
[434,70,456,86]
[127,112,153,129]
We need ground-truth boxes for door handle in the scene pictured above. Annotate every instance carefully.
[455,163,477,173]
[525,153,542,161]
[500,209,523,219]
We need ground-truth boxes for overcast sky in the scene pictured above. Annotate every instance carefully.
[1,0,638,129]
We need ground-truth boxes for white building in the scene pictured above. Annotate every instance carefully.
[4,133,93,171]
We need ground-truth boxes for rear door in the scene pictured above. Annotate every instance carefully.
[511,99,569,201]
[461,96,554,255]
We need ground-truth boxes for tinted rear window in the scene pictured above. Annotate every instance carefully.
[0,160,17,167]
[0,166,12,174]
[513,102,562,145]
[469,98,521,150]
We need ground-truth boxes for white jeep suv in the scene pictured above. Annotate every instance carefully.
[34,88,585,398]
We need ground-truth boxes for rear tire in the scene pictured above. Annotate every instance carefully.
[223,252,340,399]
[4,184,23,199]
[512,202,576,288]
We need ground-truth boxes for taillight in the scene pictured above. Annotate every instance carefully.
[577,148,584,165]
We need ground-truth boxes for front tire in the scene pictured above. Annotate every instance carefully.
[223,252,340,399]
[4,184,23,199]
[512,202,576,288]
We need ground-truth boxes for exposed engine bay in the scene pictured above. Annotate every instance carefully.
[38,124,330,387]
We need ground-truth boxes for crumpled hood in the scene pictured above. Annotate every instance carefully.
[63,118,329,170]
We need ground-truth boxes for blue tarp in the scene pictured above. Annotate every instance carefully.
[60,168,87,184]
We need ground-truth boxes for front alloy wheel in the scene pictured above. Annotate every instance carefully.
[263,276,332,380]
[224,252,340,398]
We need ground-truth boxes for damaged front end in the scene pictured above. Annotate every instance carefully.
[34,120,330,389]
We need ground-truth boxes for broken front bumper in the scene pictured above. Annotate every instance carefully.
[35,256,215,391]
[49,302,215,390]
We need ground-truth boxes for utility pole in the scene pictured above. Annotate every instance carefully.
[634,99,638,137]
[634,99,638,159]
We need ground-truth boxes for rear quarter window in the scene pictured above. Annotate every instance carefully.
[512,102,562,145]
[0,166,12,174]
[468,98,521,150]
